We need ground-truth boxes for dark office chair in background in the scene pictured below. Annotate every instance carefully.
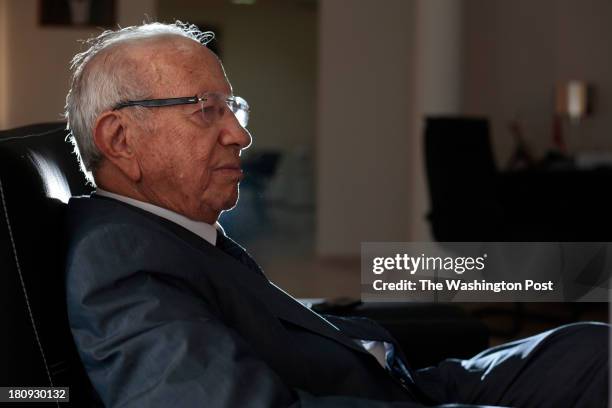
[0,122,97,406]
[424,116,508,241]
[424,115,612,242]
[423,116,609,336]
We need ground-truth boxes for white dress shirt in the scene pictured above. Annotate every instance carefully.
[96,188,218,245]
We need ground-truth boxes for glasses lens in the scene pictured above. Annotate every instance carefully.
[231,96,249,128]
[200,94,250,128]
[226,96,249,127]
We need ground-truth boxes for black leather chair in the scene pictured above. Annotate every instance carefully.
[0,122,97,406]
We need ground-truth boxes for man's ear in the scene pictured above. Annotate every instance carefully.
[93,111,142,182]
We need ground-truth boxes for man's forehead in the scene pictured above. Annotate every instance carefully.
[127,37,230,96]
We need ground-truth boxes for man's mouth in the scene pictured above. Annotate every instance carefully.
[214,163,243,178]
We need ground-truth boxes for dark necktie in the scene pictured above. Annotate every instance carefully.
[216,230,266,278]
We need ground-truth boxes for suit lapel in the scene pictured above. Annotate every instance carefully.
[175,224,371,356]
[262,282,371,355]
[184,230,370,356]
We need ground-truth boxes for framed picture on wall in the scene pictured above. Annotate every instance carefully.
[39,0,116,27]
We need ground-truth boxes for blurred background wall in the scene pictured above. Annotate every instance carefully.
[317,0,416,256]
[463,0,612,165]
[0,0,8,127]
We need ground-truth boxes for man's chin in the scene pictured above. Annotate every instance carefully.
[217,189,240,212]
[221,196,239,212]
[199,186,240,219]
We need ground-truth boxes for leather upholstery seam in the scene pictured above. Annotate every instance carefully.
[0,126,66,143]
[0,178,59,407]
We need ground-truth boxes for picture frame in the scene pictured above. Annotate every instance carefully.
[39,0,116,27]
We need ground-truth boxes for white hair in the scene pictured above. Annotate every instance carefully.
[64,21,215,184]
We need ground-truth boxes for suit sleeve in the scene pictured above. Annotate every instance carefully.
[65,224,482,408]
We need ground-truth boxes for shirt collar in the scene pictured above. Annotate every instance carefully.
[95,188,218,246]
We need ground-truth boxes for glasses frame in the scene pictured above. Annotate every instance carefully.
[112,93,250,127]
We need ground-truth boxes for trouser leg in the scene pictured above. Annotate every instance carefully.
[413,322,609,408]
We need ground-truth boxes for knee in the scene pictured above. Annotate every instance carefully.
[558,321,609,336]
[552,322,609,353]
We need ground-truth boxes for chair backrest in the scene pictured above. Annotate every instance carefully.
[424,116,501,241]
[0,123,97,406]
[424,116,496,208]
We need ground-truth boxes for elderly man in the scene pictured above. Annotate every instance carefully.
[64,22,607,408]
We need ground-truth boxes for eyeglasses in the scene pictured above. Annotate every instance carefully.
[112,92,250,128]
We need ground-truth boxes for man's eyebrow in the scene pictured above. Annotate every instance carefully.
[195,90,235,98]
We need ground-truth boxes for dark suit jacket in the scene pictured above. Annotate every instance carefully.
[64,195,424,407]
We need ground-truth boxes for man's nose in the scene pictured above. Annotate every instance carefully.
[219,121,252,150]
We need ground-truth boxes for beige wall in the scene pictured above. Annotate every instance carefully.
[0,0,8,127]
[0,0,156,129]
[316,0,416,256]
[157,0,317,153]
[464,0,612,165]
[410,0,464,241]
